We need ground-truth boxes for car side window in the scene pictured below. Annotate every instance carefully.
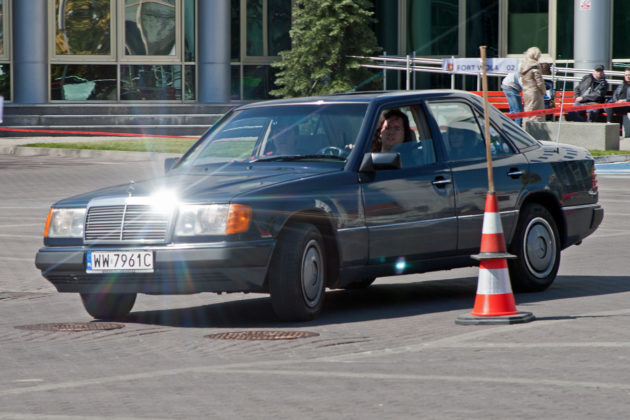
[482,121,515,156]
[371,106,436,168]
[426,102,486,161]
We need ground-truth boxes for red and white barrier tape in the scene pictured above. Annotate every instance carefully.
[507,100,630,119]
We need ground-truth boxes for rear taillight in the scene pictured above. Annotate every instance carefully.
[591,166,598,192]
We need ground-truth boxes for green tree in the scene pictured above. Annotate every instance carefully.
[271,0,381,98]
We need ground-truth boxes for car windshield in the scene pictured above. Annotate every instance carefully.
[177,103,368,167]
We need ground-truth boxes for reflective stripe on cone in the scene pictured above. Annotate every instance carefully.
[471,259,518,316]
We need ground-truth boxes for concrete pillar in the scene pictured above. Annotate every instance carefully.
[198,0,231,103]
[574,0,612,71]
[13,0,48,103]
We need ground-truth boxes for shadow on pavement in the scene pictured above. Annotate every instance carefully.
[125,274,630,329]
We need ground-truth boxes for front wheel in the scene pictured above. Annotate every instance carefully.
[268,222,326,321]
[80,293,136,320]
[508,204,560,292]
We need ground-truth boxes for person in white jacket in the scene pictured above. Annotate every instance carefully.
[501,65,523,126]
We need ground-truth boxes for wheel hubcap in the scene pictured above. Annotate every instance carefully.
[524,217,556,278]
[301,239,323,307]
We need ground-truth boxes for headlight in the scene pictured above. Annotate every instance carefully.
[175,204,251,236]
[44,208,86,238]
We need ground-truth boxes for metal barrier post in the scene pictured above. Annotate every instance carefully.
[451,56,455,89]
[406,55,411,90]
[412,52,416,90]
[382,51,387,90]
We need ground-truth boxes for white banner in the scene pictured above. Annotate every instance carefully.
[442,58,519,74]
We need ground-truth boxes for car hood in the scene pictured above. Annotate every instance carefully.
[53,165,338,207]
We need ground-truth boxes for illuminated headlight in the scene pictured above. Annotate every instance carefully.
[45,208,86,238]
[175,204,252,236]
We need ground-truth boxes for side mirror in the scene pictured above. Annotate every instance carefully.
[359,152,401,172]
[164,157,180,173]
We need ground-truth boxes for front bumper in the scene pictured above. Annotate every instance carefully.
[35,240,275,294]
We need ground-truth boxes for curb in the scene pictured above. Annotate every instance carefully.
[593,154,630,163]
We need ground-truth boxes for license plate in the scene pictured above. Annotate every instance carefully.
[86,251,154,273]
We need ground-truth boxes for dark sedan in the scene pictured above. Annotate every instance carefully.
[35,90,603,321]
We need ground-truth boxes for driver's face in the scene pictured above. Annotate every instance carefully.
[379,116,405,152]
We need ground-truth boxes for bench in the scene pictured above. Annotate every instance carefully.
[471,90,607,120]
[470,91,510,111]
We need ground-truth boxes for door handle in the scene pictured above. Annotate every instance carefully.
[507,168,523,178]
[432,176,452,187]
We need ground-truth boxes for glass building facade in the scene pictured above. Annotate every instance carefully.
[2,0,630,104]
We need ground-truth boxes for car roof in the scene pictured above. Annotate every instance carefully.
[236,89,481,109]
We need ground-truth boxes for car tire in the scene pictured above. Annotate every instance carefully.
[80,293,137,320]
[268,222,326,321]
[508,204,560,292]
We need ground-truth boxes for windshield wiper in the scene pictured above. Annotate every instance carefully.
[249,154,346,162]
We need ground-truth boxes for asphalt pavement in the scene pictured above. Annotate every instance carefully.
[0,153,629,419]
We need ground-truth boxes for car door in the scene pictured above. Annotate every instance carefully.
[424,100,528,256]
[360,105,457,265]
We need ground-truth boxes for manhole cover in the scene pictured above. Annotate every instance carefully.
[15,322,125,332]
[206,330,319,341]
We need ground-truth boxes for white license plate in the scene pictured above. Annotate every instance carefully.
[86,251,154,273]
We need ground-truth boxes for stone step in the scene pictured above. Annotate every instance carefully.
[2,103,234,116]
[2,114,220,127]
[0,103,235,137]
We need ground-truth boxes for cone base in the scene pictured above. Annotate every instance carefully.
[455,312,535,325]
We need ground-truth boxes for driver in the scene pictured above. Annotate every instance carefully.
[371,109,414,152]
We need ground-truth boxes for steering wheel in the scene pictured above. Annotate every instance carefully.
[318,146,344,157]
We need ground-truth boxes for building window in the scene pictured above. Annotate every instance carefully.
[55,0,113,56]
[51,0,193,101]
[508,0,548,55]
[124,0,177,56]
[184,0,195,61]
[246,0,263,56]
[556,0,573,60]
[267,0,290,56]
[121,64,182,100]
[0,64,10,101]
[613,1,630,59]
[232,0,291,100]
[466,1,499,58]
[51,64,116,100]
[407,0,458,56]
[0,0,5,56]
[0,1,9,100]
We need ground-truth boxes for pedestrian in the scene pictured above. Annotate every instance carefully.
[567,65,608,122]
[605,67,630,127]
[501,66,523,126]
[520,47,546,123]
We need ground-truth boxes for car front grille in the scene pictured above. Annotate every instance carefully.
[85,204,170,243]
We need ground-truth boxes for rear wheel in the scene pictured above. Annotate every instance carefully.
[508,204,560,292]
[269,222,326,321]
[80,293,136,320]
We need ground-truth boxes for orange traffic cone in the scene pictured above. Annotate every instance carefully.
[456,192,534,325]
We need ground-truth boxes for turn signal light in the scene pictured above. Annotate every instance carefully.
[225,204,252,234]
[43,208,53,238]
